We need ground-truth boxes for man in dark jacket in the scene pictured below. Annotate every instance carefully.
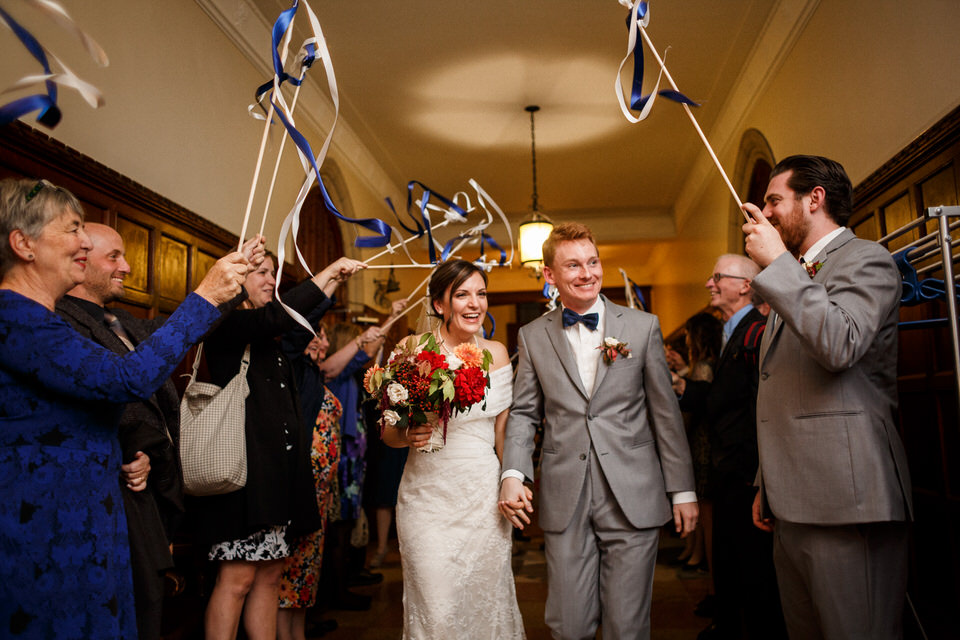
[56,222,182,640]
[674,253,785,640]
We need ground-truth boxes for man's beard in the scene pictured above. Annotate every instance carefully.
[775,199,809,256]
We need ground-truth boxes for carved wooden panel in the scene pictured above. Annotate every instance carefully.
[116,215,151,295]
[194,249,218,287]
[880,191,917,251]
[157,234,190,312]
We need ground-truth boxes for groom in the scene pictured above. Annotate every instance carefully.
[500,222,697,640]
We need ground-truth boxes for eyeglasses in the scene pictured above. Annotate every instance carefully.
[710,272,748,284]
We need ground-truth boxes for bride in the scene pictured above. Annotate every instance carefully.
[381,259,525,639]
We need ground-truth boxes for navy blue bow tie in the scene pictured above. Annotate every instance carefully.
[562,308,599,331]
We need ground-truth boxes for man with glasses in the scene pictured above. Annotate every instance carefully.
[742,155,912,639]
[673,254,786,640]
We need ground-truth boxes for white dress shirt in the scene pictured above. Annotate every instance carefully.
[562,298,605,397]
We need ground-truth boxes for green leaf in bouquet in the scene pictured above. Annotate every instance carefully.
[420,333,439,352]
[442,378,455,401]
[482,348,493,371]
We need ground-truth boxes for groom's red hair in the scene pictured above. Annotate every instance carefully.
[541,222,597,269]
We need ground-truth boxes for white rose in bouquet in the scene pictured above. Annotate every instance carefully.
[381,409,401,427]
[386,382,409,405]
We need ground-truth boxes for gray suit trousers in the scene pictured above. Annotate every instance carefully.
[543,447,660,640]
[773,520,909,640]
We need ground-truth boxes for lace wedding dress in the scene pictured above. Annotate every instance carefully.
[396,365,525,639]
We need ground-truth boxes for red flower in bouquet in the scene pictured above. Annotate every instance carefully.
[453,366,487,406]
[415,349,447,376]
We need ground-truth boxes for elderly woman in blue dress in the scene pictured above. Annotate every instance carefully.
[0,177,259,638]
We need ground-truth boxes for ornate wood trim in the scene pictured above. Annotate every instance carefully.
[0,122,237,248]
[854,103,960,206]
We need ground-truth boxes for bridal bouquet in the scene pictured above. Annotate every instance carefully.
[364,333,492,452]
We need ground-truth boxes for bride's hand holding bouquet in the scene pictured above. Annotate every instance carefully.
[365,333,492,453]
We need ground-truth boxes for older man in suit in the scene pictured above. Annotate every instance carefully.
[742,155,913,639]
[674,253,785,640]
[499,222,697,640]
[56,223,184,640]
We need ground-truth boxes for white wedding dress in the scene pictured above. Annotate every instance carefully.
[396,364,525,639]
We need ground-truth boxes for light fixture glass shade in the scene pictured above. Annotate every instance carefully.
[519,217,554,266]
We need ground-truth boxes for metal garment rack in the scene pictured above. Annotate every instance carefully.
[881,205,960,418]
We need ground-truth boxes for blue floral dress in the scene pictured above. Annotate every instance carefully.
[0,290,221,638]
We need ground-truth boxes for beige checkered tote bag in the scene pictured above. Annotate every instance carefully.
[179,343,250,496]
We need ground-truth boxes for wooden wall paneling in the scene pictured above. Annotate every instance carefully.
[157,233,190,313]
[851,103,960,638]
[116,215,153,308]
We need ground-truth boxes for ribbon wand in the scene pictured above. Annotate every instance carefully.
[635,24,748,221]
[237,9,297,251]
[258,62,308,239]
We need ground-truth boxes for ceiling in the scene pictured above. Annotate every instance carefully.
[237,0,783,243]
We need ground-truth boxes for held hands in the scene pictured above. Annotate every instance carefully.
[498,477,534,530]
[121,451,151,492]
[194,252,251,306]
[741,203,788,268]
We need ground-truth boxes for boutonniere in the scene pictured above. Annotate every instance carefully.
[803,260,823,278]
[597,336,631,365]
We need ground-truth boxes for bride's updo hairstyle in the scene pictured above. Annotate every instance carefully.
[428,259,488,327]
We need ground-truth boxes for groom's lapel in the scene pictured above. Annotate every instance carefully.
[545,309,588,399]
[591,297,623,393]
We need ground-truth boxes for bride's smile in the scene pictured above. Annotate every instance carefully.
[433,271,488,340]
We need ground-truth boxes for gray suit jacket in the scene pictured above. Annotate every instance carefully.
[752,229,913,525]
[503,297,694,532]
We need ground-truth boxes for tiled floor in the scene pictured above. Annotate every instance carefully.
[317,528,711,639]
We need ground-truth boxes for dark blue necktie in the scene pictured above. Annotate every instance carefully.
[561,308,599,331]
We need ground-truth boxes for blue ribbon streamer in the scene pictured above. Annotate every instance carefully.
[0,6,61,128]
[406,181,467,264]
[626,2,699,114]
[257,0,390,248]
[483,312,496,339]
[384,197,424,237]
[269,100,392,247]
[479,232,507,266]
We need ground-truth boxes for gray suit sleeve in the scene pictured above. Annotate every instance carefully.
[641,316,695,494]
[503,327,543,482]
[753,244,900,372]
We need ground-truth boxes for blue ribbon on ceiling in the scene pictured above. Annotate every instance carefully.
[626,2,699,114]
[0,6,61,128]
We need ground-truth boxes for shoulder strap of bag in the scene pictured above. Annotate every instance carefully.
[186,343,251,385]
